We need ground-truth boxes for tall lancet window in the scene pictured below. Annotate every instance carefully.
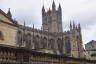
[17,31,23,46]
[65,37,71,54]
[49,39,55,49]
[26,33,32,48]
[42,37,47,48]
[34,35,41,49]
[57,38,63,53]
[0,31,4,40]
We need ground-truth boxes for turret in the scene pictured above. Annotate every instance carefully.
[58,3,62,14]
[7,8,12,18]
[42,5,45,16]
[23,21,26,31]
[52,0,56,11]
[73,21,75,29]
[70,21,72,31]
[47,8,51,14]
[78,23,81,30]
[78,23,81,32]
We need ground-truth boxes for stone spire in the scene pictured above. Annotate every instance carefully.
[78,23,81,31]
[73,20,75,29]
[7,8,12,18]
[58,3,62,15]
[52,0,56,10]
[42,5,45,16]
[23,21,26,31]
[58,3,61,11]
[70,20,72,30]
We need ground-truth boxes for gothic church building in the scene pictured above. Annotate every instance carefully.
[0,1,85,58]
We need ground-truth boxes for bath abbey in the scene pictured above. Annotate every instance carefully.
[0,1,96,64]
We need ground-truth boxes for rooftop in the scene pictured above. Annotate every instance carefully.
[86,40,96,45]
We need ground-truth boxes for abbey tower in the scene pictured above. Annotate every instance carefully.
[41,1,84,58]
[42,1,63,32]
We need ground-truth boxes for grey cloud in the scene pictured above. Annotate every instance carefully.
[73,11,96,29]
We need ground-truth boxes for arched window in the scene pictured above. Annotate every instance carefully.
[57,38,63,53]
[49,39,55,49]
[17,31,22,46]
[26,33,32,48]
[65,37,71,54]
[0,31,4,40]
[34,35,41,49]
[41,37,47,48]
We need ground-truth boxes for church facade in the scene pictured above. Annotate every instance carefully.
[0,1,96,64]
[17,1,84,58]
[0,1,85,58]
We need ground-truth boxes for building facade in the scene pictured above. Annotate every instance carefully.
[85,40,96,60]
[1,1,96,64]
[0,0,85,61]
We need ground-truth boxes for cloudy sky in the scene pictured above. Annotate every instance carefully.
[0,0,96,45]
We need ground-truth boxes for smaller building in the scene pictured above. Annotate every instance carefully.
[85,40,96,60]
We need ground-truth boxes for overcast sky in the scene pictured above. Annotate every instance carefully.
[0,0,96,45]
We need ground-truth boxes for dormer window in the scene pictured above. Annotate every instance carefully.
[0,31,4,40]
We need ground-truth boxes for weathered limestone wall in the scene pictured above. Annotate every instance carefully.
[0,13,13,24]
[0,21,17,46]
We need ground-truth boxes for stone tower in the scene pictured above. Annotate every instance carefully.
[42,1,63,33]
[69,22,84,58]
